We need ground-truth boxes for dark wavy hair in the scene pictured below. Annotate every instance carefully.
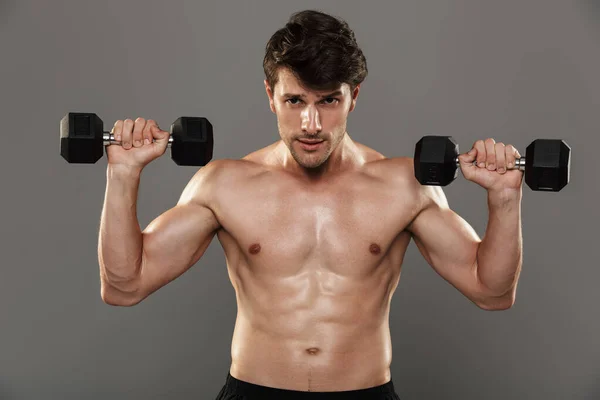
[263,10,368,93]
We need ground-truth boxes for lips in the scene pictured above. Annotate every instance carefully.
[297,139,324,151]
[298,139,324,144]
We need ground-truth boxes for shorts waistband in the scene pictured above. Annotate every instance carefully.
[223,372,397,399]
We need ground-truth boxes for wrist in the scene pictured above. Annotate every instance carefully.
[107,164,143,180]
[487,188,522,208]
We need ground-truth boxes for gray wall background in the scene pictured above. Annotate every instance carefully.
[1,1,598,399]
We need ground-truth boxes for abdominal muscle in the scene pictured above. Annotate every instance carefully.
[224,244,406,392]
[230,312,393,392]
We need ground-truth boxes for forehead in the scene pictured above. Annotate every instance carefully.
[274,68,349,96]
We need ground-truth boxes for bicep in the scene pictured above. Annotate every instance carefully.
[136,161,224,302]
[407,185,488,305]
[138,201,220,299]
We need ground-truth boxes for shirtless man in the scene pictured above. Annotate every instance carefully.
[98,9,523,399]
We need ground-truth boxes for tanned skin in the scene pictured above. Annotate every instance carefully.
[98,67,518,392]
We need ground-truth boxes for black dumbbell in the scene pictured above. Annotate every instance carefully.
[60,112,213,166]
[414,136,571,192]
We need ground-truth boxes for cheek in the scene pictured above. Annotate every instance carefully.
[330,114,347,130]
[273,104,290,117]
[278,115,297,130]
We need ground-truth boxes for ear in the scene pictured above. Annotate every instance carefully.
[348,84,361,113]
[264,80,276,113]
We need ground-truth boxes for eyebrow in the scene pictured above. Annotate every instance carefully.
[281,90,343,98]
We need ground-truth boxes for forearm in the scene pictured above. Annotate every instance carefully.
[476,189,523,298]
[98,165,144,291]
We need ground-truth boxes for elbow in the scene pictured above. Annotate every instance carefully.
[100,282,144,307]
[101,294,141,307]
[477,294,515,311]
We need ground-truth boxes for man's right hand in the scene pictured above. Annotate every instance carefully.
[107,117,171,170]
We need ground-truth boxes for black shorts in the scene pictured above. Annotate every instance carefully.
[215,372,402,400]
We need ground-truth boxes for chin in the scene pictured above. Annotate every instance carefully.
[300,154,331,169]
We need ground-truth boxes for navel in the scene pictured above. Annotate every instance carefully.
[369,243,381,255]
[305,347,321,355]
[249,243,261,255]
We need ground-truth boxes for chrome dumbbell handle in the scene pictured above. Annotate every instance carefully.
[102,132,174,148]
[454,157,526,171]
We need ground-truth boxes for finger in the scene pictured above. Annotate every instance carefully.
[495,142,506,173]
[113,120,123,142]
[484,138,496,170]
[142,119,157,145]
[122,119,134,149]
[132,117,146,148]
[505,144,517,169]
[152,123,170,143]
[459,146,477,164]
[474,140,486,168]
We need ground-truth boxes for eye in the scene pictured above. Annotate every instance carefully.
[284,97,339,105]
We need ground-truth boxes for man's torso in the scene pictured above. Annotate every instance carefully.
[205,141,422,391]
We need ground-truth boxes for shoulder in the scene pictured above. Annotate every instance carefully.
[188,158,263,186]
[367,155,448,216]
[179,158,263,205]
[365,156,415,187]
[380,157,449,231]
[190,139,285,187]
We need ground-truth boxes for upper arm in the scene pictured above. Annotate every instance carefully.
[405,175,491,307]
[132,159,225,303]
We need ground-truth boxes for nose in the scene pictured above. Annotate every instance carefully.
[301,106,322,135]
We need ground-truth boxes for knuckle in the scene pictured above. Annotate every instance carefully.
[485,138,495,144]
[143,123,154,134]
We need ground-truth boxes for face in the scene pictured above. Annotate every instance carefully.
[264,68,360,170]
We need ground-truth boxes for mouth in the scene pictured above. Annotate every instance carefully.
[297,139,324,150]
[298,138,324,143]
